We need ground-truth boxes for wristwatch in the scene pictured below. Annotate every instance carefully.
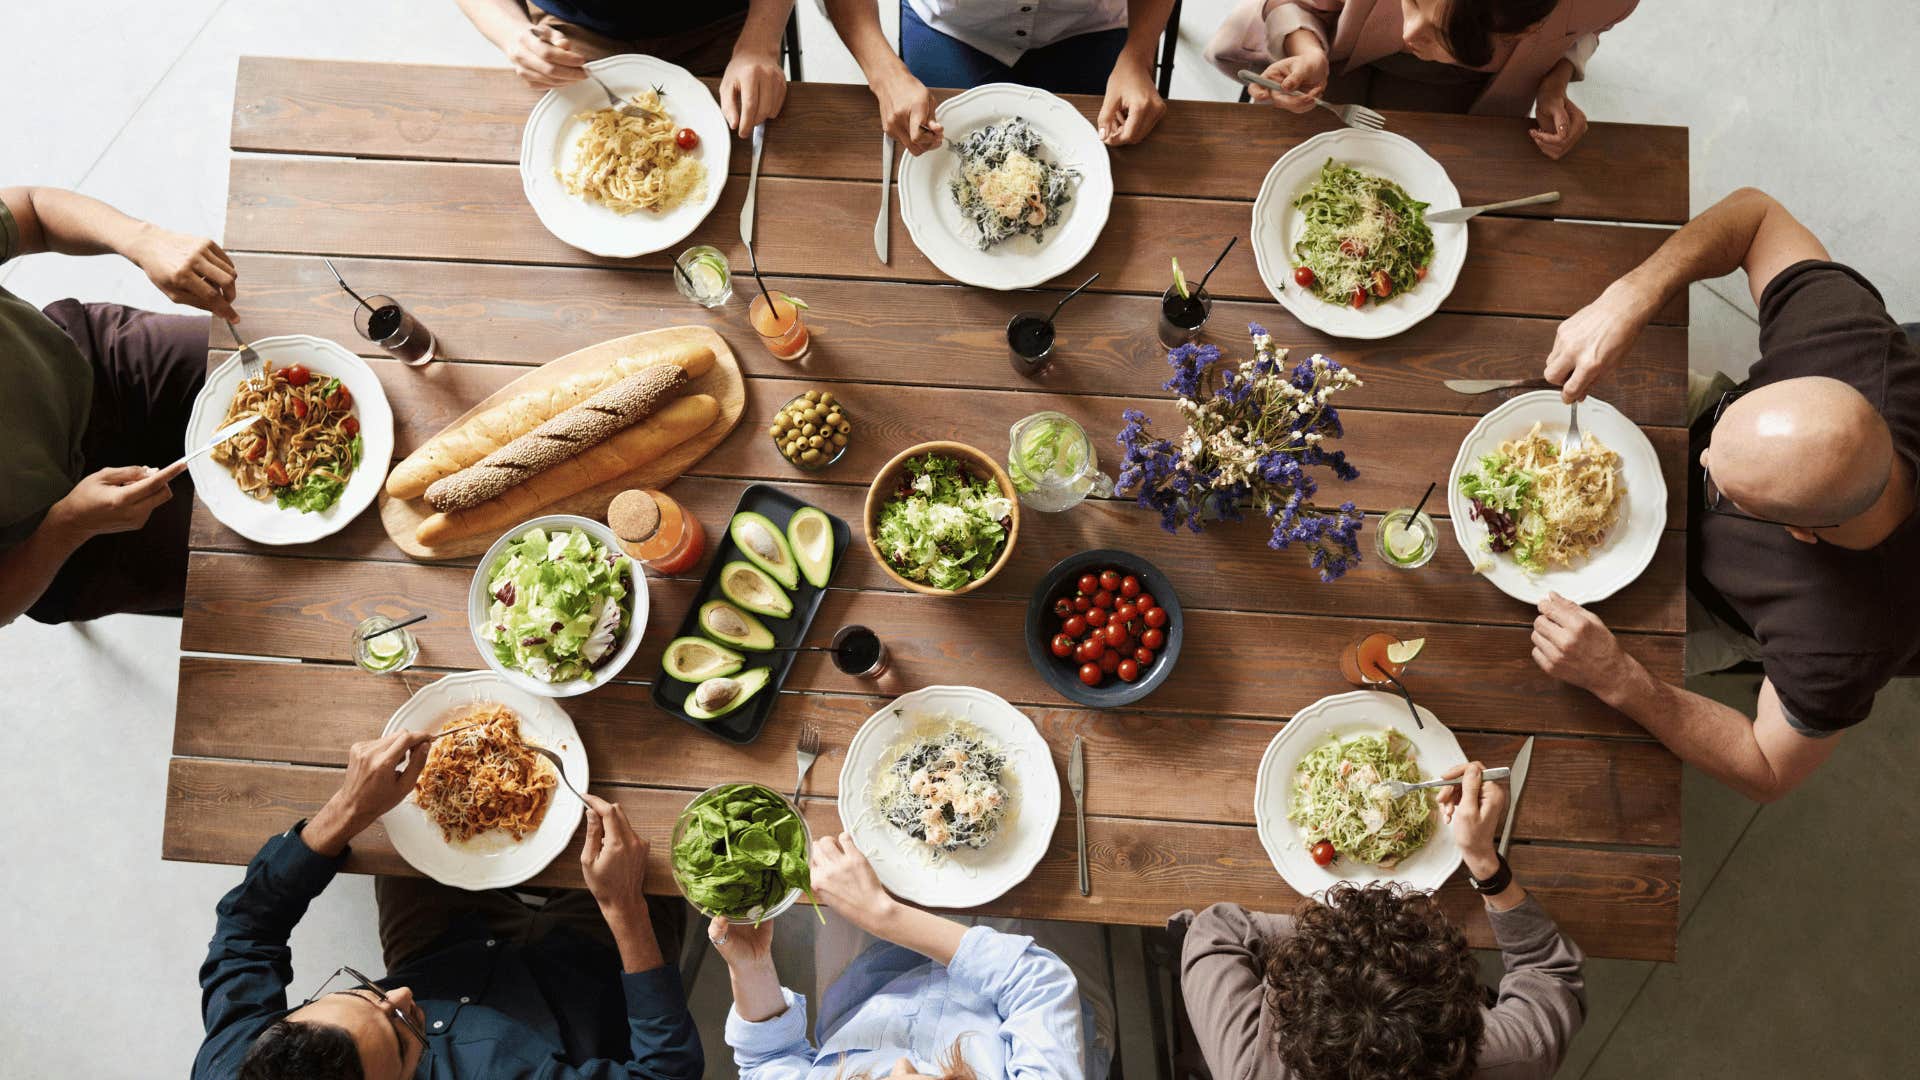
[1467,854,1513,895]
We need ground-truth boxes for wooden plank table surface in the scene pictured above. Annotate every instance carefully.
[168,58,1688,961]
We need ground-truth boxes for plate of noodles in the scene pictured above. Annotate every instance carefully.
[520,54,730,258]
[896,83,1112,291]
[1448,391,1667,606]
[837,685,1059,909]
[381,670,588,890]
[1254,690,1465,899]
[184,334,393,545]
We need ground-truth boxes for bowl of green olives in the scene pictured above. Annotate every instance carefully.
[770,390,852,471]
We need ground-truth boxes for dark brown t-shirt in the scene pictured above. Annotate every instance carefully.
[1688,260,1920,732]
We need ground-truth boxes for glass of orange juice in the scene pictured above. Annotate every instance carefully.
[749,291,811,362]
[1339,632,1423,687]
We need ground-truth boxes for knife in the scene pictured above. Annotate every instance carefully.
[167,415,262,473]
[1425,191,1559,224]
[1498,736,1534,857]
[739,122,765,248]
[1443,377,1552,395]
[875,134,893,264]
[1069,735,1089,896]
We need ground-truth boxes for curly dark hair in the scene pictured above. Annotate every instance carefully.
[1443,0,1561,68]
[1258,881,1484,1080]
[240,1019,365,1080]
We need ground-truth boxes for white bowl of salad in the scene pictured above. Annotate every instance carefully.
[467,515,648,697]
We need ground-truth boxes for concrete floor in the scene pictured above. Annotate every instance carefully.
[2,2,1916,1077]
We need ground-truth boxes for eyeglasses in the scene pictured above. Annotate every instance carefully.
[300,965,430,1062]
[1702,389,1851,530]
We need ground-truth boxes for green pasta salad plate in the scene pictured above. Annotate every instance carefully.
[1254,690,1467,898]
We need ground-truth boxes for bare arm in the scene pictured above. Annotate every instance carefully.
[0,506,92,627]
[454,0,590,87]
[718,0,795,136]
[1096,0,1174,143]
[823,0,944,153]
[1,186,237,320]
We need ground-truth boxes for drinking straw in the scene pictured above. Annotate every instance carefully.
[1409,480,1438,520]
[1380,670,1424,730]
[1047,272,1101,322]
[670,256,699,291]
[742,239,775,307]
[361,613,428,641]
[1194,236,1237,294]
[323,258,373,310]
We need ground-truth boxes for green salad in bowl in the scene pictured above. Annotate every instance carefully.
[469,516,647,696]
[867,446,1019,595]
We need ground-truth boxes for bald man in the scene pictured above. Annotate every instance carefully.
[1525,187,1919,801]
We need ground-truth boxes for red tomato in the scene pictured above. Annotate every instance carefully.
[1062,615,1087,638]
[1310,840,1336,867]
[1339,238,1365,259]
[343,416,360,437]
[265,462,290,487]
[1143,607,1169,629]
[1053,597,1074,618]
[290,397,308,419]
[1077,573,1098,594]
[1120,575,1141,598]
[1093,590,1114,609]
[327,386,353,411]
[1085,608,1108,629]
[1079,663,1103,687]
[1371,270,1394,298]
[1292,266,1315,287]
[283,364,311,386]
[675,127,700,150]
[1416,265,1429,281]
[1135,592,1155,612]
[245,440,266,461]
[1081,636,1106,661]
[1141,626,1166,651]
[1073,595,1092,613]
[1099,569,1121,591]
[1050,633,1075,658]
[1350,288,1368,310]
[1134,646,1155,665]
[1100,650,1121,674]
[1117,658,1140,682]
[1114,602,1137,624]
[1103,623,1127,647]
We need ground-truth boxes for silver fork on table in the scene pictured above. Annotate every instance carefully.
[1375,767,1510,801]
[792,723,821,802]
[1560,399,1584,457]
[225,320,263,380]
[1236,70,1385,131]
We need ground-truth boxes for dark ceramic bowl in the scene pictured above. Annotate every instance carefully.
[1024,548,1183,708]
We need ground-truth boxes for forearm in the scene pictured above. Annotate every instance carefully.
[0,503,90,627]
[869,900,968,966]
[1121,0,1176,63]
[0,186,152,260]
[1539,57,1574,96]
[737,0,794,60]
[825,0,911,82]
[1606,663,1783,801]
[454,0,532,48]
[1612,188,1776,315]
[605,904,668,975]
[727,957,791,1023]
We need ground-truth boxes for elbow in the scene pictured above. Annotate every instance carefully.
[1725,186,1779,214]
[1738,772,1799,805]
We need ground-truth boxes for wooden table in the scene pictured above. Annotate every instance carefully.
[167,58,1688,962]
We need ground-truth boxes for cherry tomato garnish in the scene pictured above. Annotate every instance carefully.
[1081,636,1105,661]
[245,440,266,461]
[1114,602,1137,624]
[265,462,290,487]
[1077,573,1098,594]
[1135,646,1155,665]
[675,127,700,150]
[290,397,308,419]
[1085,608,1108,628]
[1120,575,1141,598]
[1079,663,1103,687]
[1099,569,1121,591]
[1339,238,1365,259]
[1350,288,1368,310]
[1073,595,1092,612]
[1143,606,1169,629]
[1310,840,1336,867]
[1117,658,1140,682]
[1136,592,1155,611]
[283,364,311,386]
[1051,633,1075,658]
[1063,615,1087,638]
[1053,597,1075,618]
[343,416,360,437]
[1104,623,1127,647]
[1093,590,1114,609]
[1141,626,1166,650]
[1100,650,1121,674]
[1416,265,1429,281]
[1371,269,1393,298]
[1292,265,1316,287]
[327,387,353,412]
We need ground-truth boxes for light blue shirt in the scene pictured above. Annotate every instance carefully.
[725,925,1094,1080]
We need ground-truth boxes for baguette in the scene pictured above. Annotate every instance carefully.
[424,364,688,512]
[386,341,715,499]
[414,394,720,548]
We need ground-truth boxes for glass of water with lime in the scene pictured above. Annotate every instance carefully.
[353,615,418,675]
[674,245,732,308]
[1376,507,1438,570]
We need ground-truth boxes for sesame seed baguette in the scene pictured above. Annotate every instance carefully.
[385,342,715,500]
[424,365,689,512]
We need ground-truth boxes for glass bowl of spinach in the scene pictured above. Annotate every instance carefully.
[670,782,816,924]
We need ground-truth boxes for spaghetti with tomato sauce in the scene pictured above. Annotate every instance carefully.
[208,360,362,514]
[412,705,557,844]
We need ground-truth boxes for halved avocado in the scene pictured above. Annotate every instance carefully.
[730,511,799,590]
[684,668,772,720]
[698,600,776,651]
[662,635,746,683]
[719,560,794,618]
[787,506,835,589]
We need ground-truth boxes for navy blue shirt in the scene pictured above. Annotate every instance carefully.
[194,827,703,1079]
[530,1,749,40]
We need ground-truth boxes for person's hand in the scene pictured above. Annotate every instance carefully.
[720,48,788,138]
[1098,52,1166,145]
[1543,277,1658,402]
[873,65,943,155]
[1435,761,1507,878]
[304,728,435,856]
[707,915,774,969]
[125,226,238,322]
[1532,592,1639,701]
[1250,49,1328,113]
[581,792,649,918]
[1531,81,1587,160]
[810,832,894,930]
[502,24,589,89]
[45,463,187,541]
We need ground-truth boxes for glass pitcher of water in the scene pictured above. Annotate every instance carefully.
[1007,412,1113,512]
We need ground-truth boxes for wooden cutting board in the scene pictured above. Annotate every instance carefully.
[379,325,744,560]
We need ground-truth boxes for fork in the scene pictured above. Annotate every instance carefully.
[793,724,821,802]
[583,70,661,122]
[525,744,587,805]
[1560,399,1584,458]
[225,320,264,381]
[1375,767,1510,801]
[1236,70,1386,131]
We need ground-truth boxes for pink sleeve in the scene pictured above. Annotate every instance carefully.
[1262,1,1345,57]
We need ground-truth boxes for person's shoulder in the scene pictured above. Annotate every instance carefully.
[1758,260,1890,327]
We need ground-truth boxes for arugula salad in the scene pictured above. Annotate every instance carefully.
[874,454,1013,591]
[671,783,817,923]
[1291,160,1435,309]
[481,526,631,684]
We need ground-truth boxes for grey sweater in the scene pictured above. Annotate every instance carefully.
[1176,896,1586,1080]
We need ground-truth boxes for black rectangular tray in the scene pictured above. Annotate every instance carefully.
[650,483,851,744]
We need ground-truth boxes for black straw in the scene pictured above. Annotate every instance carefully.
[1047,272,1100,323]
[362,613,428,641]
[1409,480,1438,521]
[671,256,698,291]
[1380,670,1423,730]
[323,259,373,311]
[1194,236,1237,294]
[742,239,774,307]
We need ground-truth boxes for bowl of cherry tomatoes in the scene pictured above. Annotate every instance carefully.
[1024,549,1182,708]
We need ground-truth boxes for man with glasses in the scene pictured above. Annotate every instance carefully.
[194,728,704,1078]
[1518,186,1918,803]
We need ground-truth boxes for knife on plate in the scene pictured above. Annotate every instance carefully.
[1069,735,1089,895]
[1443,377,1553,395]
[740,122,765,248]
[1498,736,1534,857]
[1425,191,1560,224]
[875,134,893,264]
[166,415,262,473]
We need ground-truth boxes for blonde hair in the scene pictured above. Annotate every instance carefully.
[831,1036,980,1080]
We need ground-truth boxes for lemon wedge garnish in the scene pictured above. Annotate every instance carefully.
[1386,637,1426,665]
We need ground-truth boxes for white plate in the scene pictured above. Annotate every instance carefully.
[837,685,1061,909]
[468,515,649,698]
[1447,391,1667,606]
[1254,691,1465,898]
[897,83,1112,291]
[1251,128,1466,339]
[380,671,588,891]
[184,335,393,546]
[519,55,730,259]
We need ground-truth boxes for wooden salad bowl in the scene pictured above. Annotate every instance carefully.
[864,440,1021,597]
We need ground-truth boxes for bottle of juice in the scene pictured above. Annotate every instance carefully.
[608,489,706,575]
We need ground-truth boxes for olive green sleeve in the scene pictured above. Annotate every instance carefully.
[0,198,18,265]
